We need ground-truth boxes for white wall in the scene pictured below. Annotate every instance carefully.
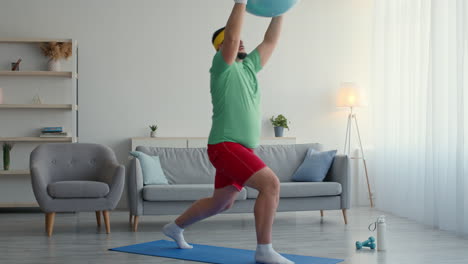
[0,0,373,207]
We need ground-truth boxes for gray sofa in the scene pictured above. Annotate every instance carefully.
[127,143,350,231]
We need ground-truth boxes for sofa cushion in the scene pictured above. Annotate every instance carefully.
[254,143,322,182]
[292,149,337,182]
[245,182,342,199]
[143,184,247,201]
[48,181,110,198]
[137,147,215,184]
[129,151,169,185]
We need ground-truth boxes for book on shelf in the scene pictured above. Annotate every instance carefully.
[40,132,69,138]
[42,126,64,133]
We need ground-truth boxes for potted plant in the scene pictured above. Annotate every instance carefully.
[270,114,290,137]
[39,42,72,71]
[149,125,158,138]
[2,143,13,170]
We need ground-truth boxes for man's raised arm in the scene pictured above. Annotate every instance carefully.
[257,16,284,67]
[221,1,248,65]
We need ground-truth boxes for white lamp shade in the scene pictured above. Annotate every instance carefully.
[337,82,363,107]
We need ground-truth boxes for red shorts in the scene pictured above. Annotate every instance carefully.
[207,142,267,191]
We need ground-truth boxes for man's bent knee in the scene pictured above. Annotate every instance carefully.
[223,200,235,211]
[213,199,235,214]
[211,188,238,214]
[245,167,280,196]
[263,177,280,196]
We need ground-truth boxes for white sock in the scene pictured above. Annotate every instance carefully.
[162,222,193,249]
[255,244,294,264]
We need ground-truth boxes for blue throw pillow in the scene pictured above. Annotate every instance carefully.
[292,148,337,182]
[129,151,169,185]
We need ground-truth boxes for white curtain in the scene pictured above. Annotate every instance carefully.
[371,0,468,235]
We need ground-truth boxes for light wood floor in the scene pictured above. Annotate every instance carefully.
[0,207,467,264]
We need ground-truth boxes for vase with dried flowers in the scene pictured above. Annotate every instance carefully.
[40,42,72,71]
[2,143,13,170]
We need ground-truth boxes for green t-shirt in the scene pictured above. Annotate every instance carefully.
[208,49,263,148]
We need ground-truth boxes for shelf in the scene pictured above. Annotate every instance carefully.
[0,38,72,43]
[0,170,30,176]
[0,37,78,209]
[0,71,75,78]
[0,203,39,208]
[0,104,76,110]
[0,137,73,142]
[131,137,297,140]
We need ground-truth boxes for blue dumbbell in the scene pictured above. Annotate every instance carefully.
[356,237,376,250]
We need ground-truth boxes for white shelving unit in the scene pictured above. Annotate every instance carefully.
[0,137,74,142]
[0,202,39,208]
[0,38,78,207]
[0,104,76,110]
[0,71,75,78]
[0,170,30,176]
[0,38,73,43]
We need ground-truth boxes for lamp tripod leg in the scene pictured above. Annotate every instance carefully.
[352,115,374,208]
[344,114,352,155]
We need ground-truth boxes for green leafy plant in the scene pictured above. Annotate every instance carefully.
[270,114,290,130]
[2,143,13,171]
[149,125,158,132]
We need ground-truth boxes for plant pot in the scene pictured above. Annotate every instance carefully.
[48,59,62,71]
[150,131,157,138]
[3,149,10,170]
[274,127,284,137]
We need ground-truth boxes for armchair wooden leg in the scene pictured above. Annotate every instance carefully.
[320,210,324,217]
[102,211,111,234]
[342,209,348,225]
[133,216,139,232]
[96,211,101,227]
[45,212,56,237]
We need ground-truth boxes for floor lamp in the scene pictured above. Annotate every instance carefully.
[337,83,374,208]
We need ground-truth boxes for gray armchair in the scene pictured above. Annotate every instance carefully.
[30,143,125,236]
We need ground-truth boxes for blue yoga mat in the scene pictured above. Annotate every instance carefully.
[110,240,344,264]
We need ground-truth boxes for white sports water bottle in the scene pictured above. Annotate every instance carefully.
[368,215,387,251]
[376,215,386,251]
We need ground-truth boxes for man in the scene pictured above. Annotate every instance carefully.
[163,1,293,263]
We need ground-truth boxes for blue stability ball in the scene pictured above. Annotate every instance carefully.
[246,0,300,17]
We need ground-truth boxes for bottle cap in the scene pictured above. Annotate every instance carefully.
[377,215,386,223]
